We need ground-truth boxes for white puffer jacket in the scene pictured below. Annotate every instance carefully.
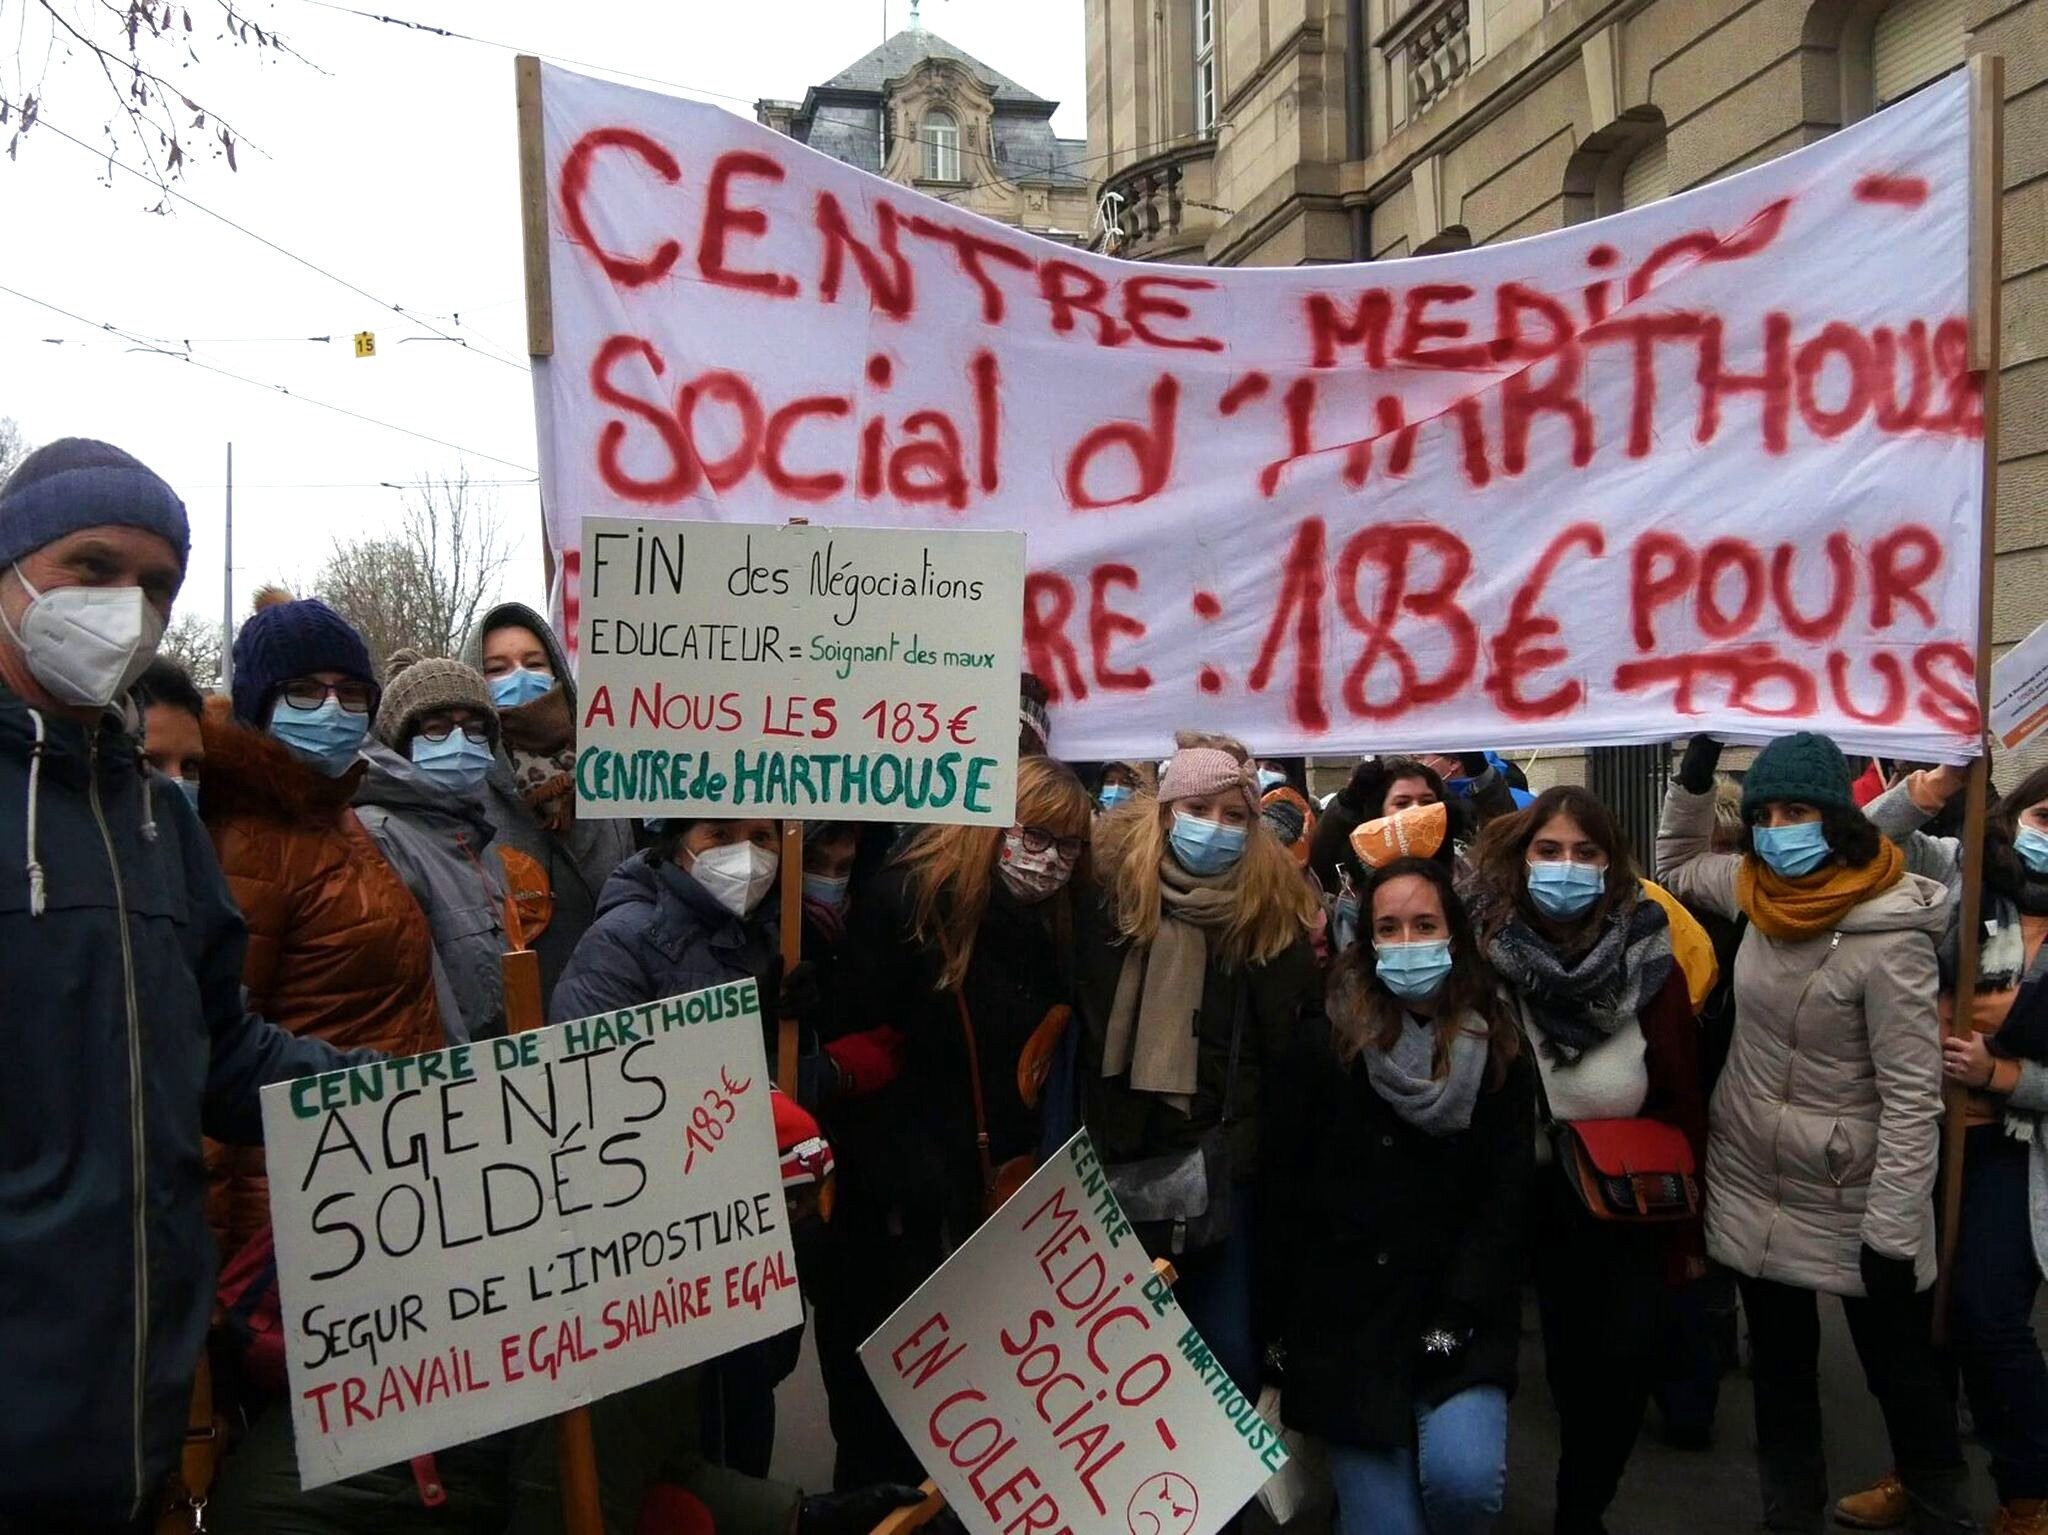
[1657,784,1949,1296]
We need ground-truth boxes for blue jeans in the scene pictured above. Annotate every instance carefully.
[1328,1386,1509,1535]
[1171,1194,1258,1395]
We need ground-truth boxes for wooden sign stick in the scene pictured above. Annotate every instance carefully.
[1934,51,2005,1345]
[503,945,604,1535]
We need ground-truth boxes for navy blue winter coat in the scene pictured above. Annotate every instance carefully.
[0,683,359,1527]
[549,851,778,1024]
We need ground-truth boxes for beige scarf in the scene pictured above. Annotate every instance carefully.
[1101,858,1240,1115]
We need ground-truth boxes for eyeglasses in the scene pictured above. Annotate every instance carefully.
[417,718,493,744]
[1016,825,1085,861]
[281,679,374,714]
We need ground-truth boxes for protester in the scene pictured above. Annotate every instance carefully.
[1271,856,1533,1535]
[198,591,444,1265]
[461,601,635,1004]
[1658,733,1971,1535]
[1093,757,1151,814]
[1833,761,2048,1534]
[1077,732,1321,1394]
[1469,784,1706,1535]
[355,650,531,1042]
[1019,670,1052,757]
[0,438,371,1530]
[1310,752,1516,898]
[133,655,206,800]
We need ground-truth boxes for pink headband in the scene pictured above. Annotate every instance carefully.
[1158,746,1257,813]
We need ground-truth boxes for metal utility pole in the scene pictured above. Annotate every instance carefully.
[220,442,234,694]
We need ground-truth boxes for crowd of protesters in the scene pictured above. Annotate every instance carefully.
[5,438,2048,1535]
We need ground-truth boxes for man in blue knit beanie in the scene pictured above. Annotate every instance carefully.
[0,437,369,1531]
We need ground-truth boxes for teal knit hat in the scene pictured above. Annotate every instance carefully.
[1740,732,1854,820]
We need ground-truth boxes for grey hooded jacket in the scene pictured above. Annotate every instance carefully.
[353,743,509,1042]
[459,602,636,1004]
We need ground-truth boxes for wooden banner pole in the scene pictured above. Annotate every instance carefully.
[503,946,604,1535]
[1934,51,2005,1344]
[778,820,803,1096]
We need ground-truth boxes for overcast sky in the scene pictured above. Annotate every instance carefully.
[0,0,1086,637]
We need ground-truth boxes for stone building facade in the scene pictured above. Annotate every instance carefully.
[1087,0,2044,790]
[757,22,1095,244]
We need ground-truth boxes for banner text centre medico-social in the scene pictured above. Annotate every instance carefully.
[574,517,1024,825]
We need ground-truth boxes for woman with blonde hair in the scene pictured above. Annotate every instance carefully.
[828,754,1093,1483]
[1077,731,1322,1393]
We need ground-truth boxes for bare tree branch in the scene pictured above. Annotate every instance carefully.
[313,468,510,674]
[0,417,30,481]
[158,608,221,688]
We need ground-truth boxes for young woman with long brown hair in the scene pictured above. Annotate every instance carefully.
[1076,731,1321,1394]
[1270,856,1533,1535]
[824,753,1092,1483]
[1470,785,1706,1535]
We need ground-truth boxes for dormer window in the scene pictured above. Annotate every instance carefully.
[924,109,960,180]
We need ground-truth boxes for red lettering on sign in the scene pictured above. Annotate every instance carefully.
[1064,376,1179,509]
[761,395,849,501]
[589,335,694,501]
[815,192,912,319]
[1793,322,1875,440]
[1335,524,1478,718]
[1624,197,1791,302]
[1395,284,1490,370]
[1696,312,1792,454]
[1855,174,1928,207]
[1914,642,1982,733]
[1697,539,1766,640]
[1023,573,1086,703]
[698,151,799,297]
[907,215,1035,324]
[1629,532,1697,653]
[1249,518,1330,733]
[559,128,682,287]
[1870,526,1941,629]
[1088,565,1152,692]
[1487,523,1603,719]
[1771,534,1855,642]
[1305,290,1393,369]
[1040,261,1130,346]
[1123,275,1224,352]
[1828,651,1909,725]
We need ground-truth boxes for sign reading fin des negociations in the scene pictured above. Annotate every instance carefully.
[575,517,1024,825]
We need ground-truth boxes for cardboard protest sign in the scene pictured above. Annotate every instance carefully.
[1991,619,2048,751]
[860,1134,1283,1535]
[527,64,1985,761]
[261,982,802,1489]
[574,518,1023,823]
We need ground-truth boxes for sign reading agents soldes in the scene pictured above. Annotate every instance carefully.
[574,517,1024,824]
[262,982,801,1489]
[530,64,1984,762]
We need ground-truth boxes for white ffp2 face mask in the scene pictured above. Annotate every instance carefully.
[691,841,780,917]
[1,565,165,709]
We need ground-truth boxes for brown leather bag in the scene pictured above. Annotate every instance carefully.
[156,1352,220,1534]
[956,988,1037,1220]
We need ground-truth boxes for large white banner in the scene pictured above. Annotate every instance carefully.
[860,1134,1285,1535]
[262,983,801,1488]
[531,64,1982,760]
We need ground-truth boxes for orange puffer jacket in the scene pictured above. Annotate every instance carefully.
[198,698,444,1259]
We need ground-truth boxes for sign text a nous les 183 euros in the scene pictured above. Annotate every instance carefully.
[260,979,802,1489]
[574,517,1024,826]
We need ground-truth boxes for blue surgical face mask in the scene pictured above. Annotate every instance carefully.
[1257,768,1286,794]
[1333,892,1361,953]
[1170,811,1247,876]
[803,871,850,910]
[2017,825,2048,877]
[268,697,368,778]
[1376,939,1454,1001]
[409,731,495,794]
[1526,858,1604,919]
[1753,819,1832,879]
[489,666,554,710]
[1098,783,1133,812]
[174,777,201,808]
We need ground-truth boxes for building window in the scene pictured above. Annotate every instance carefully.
[1873,0,1966,105]
[1195,0,1217,134]
[1619,135,1669,210]
[923,109,959,181]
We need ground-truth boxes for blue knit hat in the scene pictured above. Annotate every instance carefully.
[230,587,377,726]
[0,437,190,571]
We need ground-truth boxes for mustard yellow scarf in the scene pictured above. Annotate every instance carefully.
[1735,837,1905,942]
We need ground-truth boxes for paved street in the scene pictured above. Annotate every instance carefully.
[773,1292,2023,1533]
